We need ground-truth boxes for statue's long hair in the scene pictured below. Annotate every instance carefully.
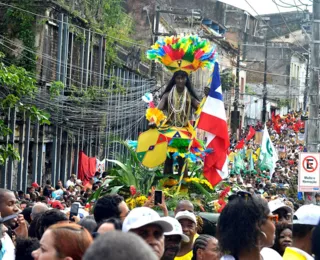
[160,71,200,101]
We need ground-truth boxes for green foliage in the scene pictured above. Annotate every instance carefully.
[0,52,51,165]
[89,140,162,201]
[277,99,290,108]
[0,58,37,106]
[23,105,51,125]
[0,120,12,137]
[0,144,20,166]
[1,0,36,72]
[56,0,134,66]
[221,69,235,91]
[49,81,65,99]
[245,85,256,95]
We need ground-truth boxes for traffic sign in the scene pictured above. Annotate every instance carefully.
[299,153,320,192]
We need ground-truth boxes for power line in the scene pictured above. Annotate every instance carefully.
[243,0,309,56]
[272,0,310,53]
[0,2,150,49]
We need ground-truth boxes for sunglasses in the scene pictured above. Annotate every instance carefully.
[268,214,279,223]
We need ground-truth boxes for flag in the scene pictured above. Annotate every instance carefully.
[96,159,106,173]
[259,125,278,178]
[249,151,254,171]
[78,151,96,185]
[235,139,245,150]
[246,126,256,141]
[197,62,230,186]
[235,153,245,174]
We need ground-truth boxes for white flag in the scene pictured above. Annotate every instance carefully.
[96,159,106,173]
[259,125,278,178]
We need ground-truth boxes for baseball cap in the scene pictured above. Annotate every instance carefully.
[175,210,197,226]
[268,199,293,214]
[122,207,173,233]
[163,217,189,242]
[293,205,320,225]
[51,201,65,210]
[32,182,40,188]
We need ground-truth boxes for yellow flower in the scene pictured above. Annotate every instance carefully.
[146,108,166,127]
[164,179,178,187]
[213,200,221,212]
[136,195,148,206]
[200,180,213,190]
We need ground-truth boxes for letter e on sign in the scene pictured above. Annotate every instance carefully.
[303,156,318,173]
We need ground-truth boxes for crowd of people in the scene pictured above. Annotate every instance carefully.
[1,113,320,260]
[0,175,320,260]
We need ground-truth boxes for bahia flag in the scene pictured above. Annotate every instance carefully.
[197,62,230,186]
[259,124,278,178]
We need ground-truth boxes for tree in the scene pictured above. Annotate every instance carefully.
[221,69,235,91]
[0,52,50,165]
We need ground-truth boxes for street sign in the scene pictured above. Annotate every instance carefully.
[299,153,320,192]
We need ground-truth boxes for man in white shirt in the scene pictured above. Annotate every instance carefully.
[0,214,15,260]
[66,174,76,189]
[283,204,320,260]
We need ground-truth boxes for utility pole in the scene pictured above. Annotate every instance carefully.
[262,38,268,124]
[150,7,160,78]
[231,44,241,136]
[303,51,310,111]
[307,1,320,153]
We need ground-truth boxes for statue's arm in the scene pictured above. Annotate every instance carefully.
[191,97,200,110]
[158,93,169,111]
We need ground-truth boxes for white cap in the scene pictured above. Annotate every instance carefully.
[163,217,189,242]
[293,205,320,225]
[268,199,293,214]
[175,210,197,226]
[122,207,173,233]
[246,184,253,188]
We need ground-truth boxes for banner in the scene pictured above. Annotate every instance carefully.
[259,125,279,178]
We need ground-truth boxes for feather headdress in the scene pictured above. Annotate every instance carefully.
[146,35,217,74]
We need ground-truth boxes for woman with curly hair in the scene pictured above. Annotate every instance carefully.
[218,191,279,260]
[272,223,292,256]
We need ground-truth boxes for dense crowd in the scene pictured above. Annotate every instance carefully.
[1,112,320,260]
[0,174,320,260]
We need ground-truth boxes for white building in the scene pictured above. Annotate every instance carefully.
[289,53,307,111]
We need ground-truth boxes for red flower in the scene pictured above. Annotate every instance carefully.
[219,186,231,199]
[218,200,227,213]
[130,185,137,196]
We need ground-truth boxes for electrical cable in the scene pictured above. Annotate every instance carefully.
[0,2,150,50]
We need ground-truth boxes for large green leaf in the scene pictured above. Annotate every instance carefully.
[107,159,137,187]
[192,182,212,200]
[109,185,124,194]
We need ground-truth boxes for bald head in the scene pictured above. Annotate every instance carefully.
[174,200,194,216]
[31,203,49,220]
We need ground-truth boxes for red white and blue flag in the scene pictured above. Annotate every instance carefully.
[197,62,230,186]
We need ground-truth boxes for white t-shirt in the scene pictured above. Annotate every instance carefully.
[66,180,75,189]
[1,233,15,260]
[220,248,282,260]
[260,248,283,260]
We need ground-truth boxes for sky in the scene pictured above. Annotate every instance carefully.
[218,0,312,15]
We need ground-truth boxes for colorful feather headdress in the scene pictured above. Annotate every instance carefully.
[146,35,217,74]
